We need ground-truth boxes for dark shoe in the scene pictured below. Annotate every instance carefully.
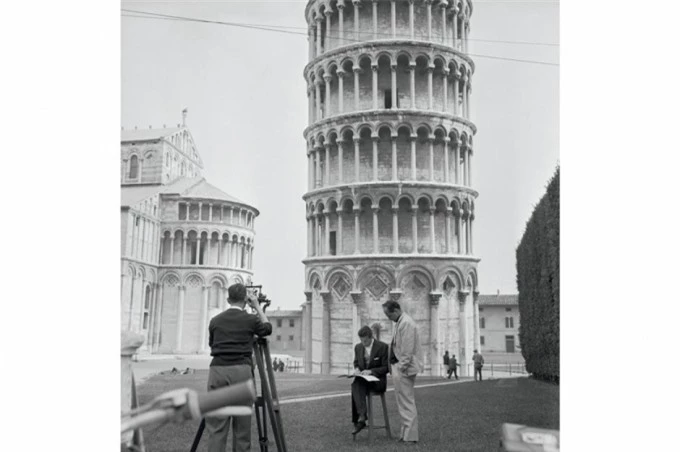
[352,421,366,435]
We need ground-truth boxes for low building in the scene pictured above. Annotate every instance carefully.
[478,293,520,353]
[266,308,303,353]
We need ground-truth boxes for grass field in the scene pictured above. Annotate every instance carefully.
[135,372,558,451]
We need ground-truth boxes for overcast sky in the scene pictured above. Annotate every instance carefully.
[121,0,559,310]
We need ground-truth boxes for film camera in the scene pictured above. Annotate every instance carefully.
[245,285,272,312]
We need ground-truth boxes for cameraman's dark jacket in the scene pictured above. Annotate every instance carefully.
[209,307,272,367]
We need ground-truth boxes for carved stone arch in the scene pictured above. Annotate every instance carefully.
[433,125,448,139]
[315,132,326,147]
[147,268,157,283]
[435,267,465,294]
[228,274,244,287]
[137,266,146,280]
[126,263,136,277]
[325,267,354,300]
[416,193,434,208]
[374,50,393,67]
[376,193,396,207]
[396,192,416,207]
[356,193,375,207]
[207,273,228,288]
[396,122,414,136]
[357,265,395,300]
[395,50,413,65]
[465,268,478,291]
[376,122,395,138]
[338,124,356,141]
[338,194,355,210]
[327,197,339,212]
[356,52,373,66]
[396,264,436,291]
[315,199,326,214]
[434,194,450,208]
[326,128,339,143]
[415,122,433,137]
[339,56,355,72]
[183,272,205,287]
[161,271,181,286]
[356,123,374,137]
[448,127,461,142]
[308,270,324,292]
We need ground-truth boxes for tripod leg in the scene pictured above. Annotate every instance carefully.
[189,419,205,452]
[251,363,268,452]
[260,340,288,452]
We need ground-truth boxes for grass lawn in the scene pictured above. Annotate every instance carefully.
[135,372,558,451]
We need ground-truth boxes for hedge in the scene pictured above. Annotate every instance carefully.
[516,167,559,382]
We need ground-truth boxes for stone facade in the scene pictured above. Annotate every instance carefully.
[302,0,479,376]
[478,294,520,353]
[267,309,304,352]
[121,125,259,354]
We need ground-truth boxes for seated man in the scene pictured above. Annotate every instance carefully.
[351,326,389,434]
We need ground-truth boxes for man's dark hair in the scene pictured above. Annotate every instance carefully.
[357,325,373,338]
[382,300,401,313]
[228,283,247,303]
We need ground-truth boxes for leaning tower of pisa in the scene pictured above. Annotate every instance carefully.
[302,0,479,377]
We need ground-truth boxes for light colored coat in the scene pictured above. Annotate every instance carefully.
[390,312,423,377]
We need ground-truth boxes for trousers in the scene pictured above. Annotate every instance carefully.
[391,364,418,441]
[206,364,253,452]
[474,365,483,381]
[351,378,382,423]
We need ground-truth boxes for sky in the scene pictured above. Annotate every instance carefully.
[121,0,559,310]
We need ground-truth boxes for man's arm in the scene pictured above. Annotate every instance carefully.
[370,342,389,378]
[353,343,360,372]
[208,319,214,348]
[248,294,273,337]
[398,319,416,368]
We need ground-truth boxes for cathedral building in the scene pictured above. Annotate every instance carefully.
[302,0,479,376]
[120,122,258,354]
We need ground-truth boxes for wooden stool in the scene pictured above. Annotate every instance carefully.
[354,390,392,441]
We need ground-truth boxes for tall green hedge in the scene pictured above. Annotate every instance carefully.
[516,167,559,382]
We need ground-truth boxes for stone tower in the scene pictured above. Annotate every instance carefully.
[302,0,479,376]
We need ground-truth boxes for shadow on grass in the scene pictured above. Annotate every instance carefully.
[136,373,558,452]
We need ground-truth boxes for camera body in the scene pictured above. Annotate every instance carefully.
[245,285,272,312]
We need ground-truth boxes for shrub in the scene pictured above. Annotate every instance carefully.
[516,167,559,382]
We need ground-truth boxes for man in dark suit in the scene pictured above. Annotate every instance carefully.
[351,325,389,434]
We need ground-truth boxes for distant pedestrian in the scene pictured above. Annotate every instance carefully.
[279,360,286,372]
[442,351,450,378]
[472,349,484,381]
[448,354,459,380]
[272,358,279,372]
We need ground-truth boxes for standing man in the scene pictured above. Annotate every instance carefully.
[206,283,272,452]
[351,326,389,435]
[448,353,460,380]
[472,349,484,382]
[442,351,450,378]
[383,300,422,443]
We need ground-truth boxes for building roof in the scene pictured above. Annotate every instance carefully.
[478,294,519,306]
[181,178,248,206]
[266,309,302,318]
[121,127,183,142]
[121,177,257,213]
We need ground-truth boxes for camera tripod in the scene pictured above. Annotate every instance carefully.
[190,287,287,452]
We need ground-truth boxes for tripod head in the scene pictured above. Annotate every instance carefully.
[245,285,272,312]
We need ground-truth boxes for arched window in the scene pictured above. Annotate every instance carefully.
[129,155,139,179]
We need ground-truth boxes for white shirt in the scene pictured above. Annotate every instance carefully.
[363,339,374,362]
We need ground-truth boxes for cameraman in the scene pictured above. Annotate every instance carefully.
[206,283,272,452]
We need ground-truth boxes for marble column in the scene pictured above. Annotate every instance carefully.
[410,136,417,180]
[408,0,415,39]
[372,137,379,181]
[411,208,418,253]
[429,138,435,180]
[354,208,360,253]
[175,285,185,352]
[201,286,209,351]
[391,0,396,38]
[337,70,345,113]
[409,63,416,108]
[392,207,399,253]
[353,67,361,111]
[372,206,379,253]
[427,66,434,110]
[444,137,450,182]
[391,137,398,180]
[391,65,397,108]
[445,208,453,253]
[354,137,361,182]
[429,207,436,252]
[337,139,344,182]
[324,74,332,118]
[371,65,378,110]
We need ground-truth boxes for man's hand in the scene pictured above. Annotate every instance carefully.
[353,368,361,376]
[246,293,260,310]
[360,370,372,376]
